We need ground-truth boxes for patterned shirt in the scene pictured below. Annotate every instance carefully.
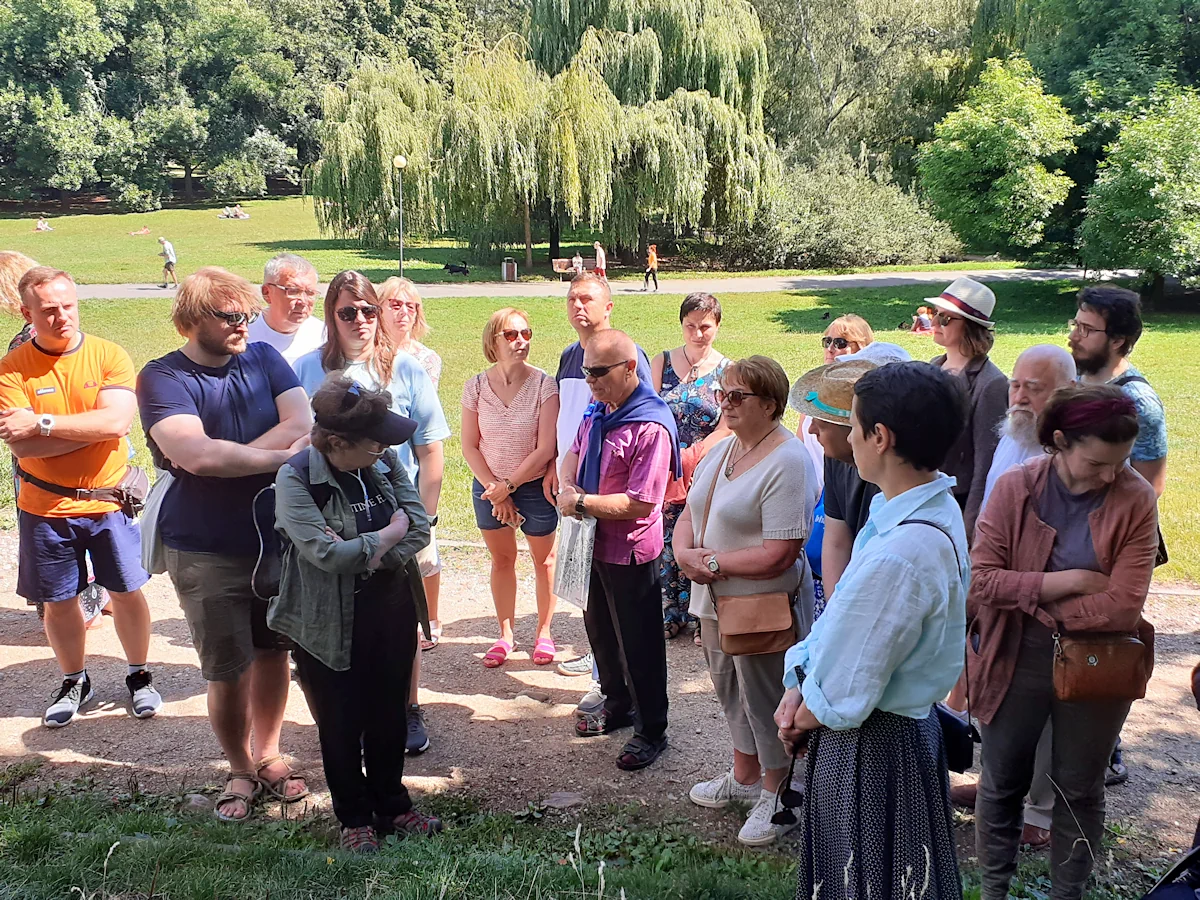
[462,368,557,481]
[1113,365,1167,463]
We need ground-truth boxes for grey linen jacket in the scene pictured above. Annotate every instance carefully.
[267,445,431,671]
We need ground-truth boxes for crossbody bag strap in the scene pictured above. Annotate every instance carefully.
[695,440,735,548]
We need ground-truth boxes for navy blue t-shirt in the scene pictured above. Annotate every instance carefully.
[137,343,301,555]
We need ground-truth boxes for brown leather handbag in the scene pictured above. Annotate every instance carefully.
[1052,619,1155,703]
[694,442,797,657]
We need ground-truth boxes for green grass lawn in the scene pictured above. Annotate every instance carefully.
[3,279,1197,582]
[0,197,1025,285]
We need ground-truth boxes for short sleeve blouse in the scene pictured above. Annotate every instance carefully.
[462,367,558,482]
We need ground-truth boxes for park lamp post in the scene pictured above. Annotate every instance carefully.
[392,154,407,277]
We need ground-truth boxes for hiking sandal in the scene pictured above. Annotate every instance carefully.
[214,772,261,822]
[255,754,309,803]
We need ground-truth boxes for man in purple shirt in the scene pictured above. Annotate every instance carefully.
[558,330,676,771]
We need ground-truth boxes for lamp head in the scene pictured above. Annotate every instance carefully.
[392,155,407,170]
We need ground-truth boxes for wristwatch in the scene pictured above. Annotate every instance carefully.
[429,514,439,527]
[37,414,54,437]
[575,493,587,516]
[504,478,516,494]
[706,555,721,575]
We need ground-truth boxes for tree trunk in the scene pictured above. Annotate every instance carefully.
[1142,273,1165,310]
[548,210,561,262]
[637,219,649,268]
[523,200,533,271]
[183,163,194,201]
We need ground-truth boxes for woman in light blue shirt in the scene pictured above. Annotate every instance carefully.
[776,361,970,900]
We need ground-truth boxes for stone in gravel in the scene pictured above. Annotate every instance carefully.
[182,793,212,812]
[543,791,586,809]
[516,689,551,703]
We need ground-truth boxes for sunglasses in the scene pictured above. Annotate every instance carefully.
[581,360,631,378]
[502,328,533,342]
[714,389,759,406]
[211,309,259,327]
[389,300,420,313]
[336,305,380,323]
[934,312,959,327]
[821,336,850,350]
[770,743,808,827]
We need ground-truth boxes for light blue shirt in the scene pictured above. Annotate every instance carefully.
[783,473,968,730]
[294,349,451,485]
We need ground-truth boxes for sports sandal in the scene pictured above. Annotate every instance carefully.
[616,734,668,771]
[575,708,634,737]
[214,772,261,822]
[255,754,309,803]
[482,639,513,668]
[420,622,442,652]
[532,637,556,665]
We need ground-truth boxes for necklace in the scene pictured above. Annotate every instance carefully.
[725,427,776,478]
[682,345,713,382]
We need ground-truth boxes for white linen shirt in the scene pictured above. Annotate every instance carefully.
[980,432,1043,516]
[783,473,969,730]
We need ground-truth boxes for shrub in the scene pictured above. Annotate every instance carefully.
[205,156,267,199]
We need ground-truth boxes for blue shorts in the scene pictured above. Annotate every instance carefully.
[471,479,559,537]
[18,510,149,605]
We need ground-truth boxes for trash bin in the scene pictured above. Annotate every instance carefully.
[502,257,517,282]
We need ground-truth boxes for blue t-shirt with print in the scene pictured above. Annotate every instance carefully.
[137,342,301,555]
[1113,365,1168,463]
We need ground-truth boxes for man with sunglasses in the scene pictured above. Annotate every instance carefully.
[138,266,314,822]
[557,329,680,771]
[248,254,325,367]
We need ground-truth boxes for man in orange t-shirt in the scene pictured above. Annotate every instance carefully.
[0,267,158,728]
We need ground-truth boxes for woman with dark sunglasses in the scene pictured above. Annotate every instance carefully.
[461,307,561,668]
[821,314,873,363]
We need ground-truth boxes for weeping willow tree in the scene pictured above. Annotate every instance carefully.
[304,58,444,247]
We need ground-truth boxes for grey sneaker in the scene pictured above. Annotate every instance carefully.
[738,789,797,846]
[574,681,605,718]
[406,704,430,755]
[125,670,162,719]
[689,769,762,809]
[44,675,94,728]
[558,652,594,677]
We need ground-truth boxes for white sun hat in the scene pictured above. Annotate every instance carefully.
[926,277,997,330]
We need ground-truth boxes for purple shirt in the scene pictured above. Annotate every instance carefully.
[570,417,673,565]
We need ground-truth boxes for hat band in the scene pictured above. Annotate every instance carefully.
[806,391,850,419]
[939,292,992,323]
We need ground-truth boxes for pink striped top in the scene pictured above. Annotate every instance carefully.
[462,368,558,480]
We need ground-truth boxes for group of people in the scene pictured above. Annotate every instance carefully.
[0,243,1172,897]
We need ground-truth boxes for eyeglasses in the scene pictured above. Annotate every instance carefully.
[267,284,319,301]
[336,305,380,323]
[934,312,959,327]
[502,328,533,342]
[581,360,630,378]
[1068,318,1108,339]
[821,336,849,350]
[211,309,259,327]
[715,389,760,407]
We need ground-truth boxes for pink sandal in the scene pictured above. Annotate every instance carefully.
[482,639,513,668]
[532,637,556,666]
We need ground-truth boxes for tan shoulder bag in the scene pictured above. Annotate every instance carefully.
[695,441,796,656]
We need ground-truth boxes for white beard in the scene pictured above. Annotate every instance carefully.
[999,409,1040,453]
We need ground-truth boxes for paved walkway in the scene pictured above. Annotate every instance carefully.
[74,267,1134,300]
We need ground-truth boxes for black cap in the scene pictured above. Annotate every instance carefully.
[314,381,418,446]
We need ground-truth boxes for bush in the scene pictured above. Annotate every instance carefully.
[205,156,267,199]
[724,155,961,270]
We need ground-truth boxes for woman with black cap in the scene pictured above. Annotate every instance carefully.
[270,375,442,852]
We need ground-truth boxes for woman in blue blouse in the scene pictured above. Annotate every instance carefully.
[776,361,969,900]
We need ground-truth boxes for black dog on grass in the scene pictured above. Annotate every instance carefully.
[443,262,469,276]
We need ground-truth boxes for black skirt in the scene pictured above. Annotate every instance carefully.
[794,709,962,900]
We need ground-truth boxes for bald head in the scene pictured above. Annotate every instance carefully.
[583,329,639,408]
[1011,344,1075,414]
[588,328,635,362]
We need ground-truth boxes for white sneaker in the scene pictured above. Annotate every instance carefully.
[689,769,761,809]
[738,789,795,847]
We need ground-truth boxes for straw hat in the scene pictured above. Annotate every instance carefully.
[925,277,997,330]
[789,358,879,425]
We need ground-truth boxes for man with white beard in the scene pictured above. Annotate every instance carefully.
[979,344,1076,515]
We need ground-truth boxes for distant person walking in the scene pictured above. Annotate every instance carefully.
[593,242,607,281]
[157,238,178,289]
[644,244,659,292]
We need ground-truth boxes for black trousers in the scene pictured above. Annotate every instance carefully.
[294,575,416,829]
[585,558,669,740]
[643,268,658,290]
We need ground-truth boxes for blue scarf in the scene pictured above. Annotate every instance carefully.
[576,382,682,494]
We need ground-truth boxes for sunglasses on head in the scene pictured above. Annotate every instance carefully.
[502,328,533,342]
[211,309,259,327]
[581,360,631,378]
[336,305,380,323]
[821,336,850,350]
[715,388,759,406]
[934,312,959,327]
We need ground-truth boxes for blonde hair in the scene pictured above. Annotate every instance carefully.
[172,266,262,336]
[377,277,430,340]
[724,355,790,420]
[482,307,530,364]
[825,314,874,353]
[0,252,37,316]
[18,266,73,305]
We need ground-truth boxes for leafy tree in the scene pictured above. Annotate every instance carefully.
[1080,87,1200,289]
[918,55,1081,250]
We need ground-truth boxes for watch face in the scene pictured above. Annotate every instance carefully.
[707,557,719,572]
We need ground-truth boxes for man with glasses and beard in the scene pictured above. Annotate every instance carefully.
[1067,285,1167,787]
[248,254,325,367]
[138,267,313,822]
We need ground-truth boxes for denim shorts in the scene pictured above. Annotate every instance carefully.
[471,479,559,537]
[18,510,149,605]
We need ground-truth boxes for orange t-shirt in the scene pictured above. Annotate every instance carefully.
[647,248,658,269]
[0,334,136,517]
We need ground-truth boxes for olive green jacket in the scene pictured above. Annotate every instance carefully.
[267,446,430,671]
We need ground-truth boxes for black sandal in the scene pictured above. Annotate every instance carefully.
[616,734,668,770]
[664,621,682,640]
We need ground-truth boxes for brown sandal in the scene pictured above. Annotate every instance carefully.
[214,772,261,822]
[255,754,309,803]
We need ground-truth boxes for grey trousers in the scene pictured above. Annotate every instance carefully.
[976,625,1130,900]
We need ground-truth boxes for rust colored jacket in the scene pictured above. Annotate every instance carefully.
[965,454,1158,724]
